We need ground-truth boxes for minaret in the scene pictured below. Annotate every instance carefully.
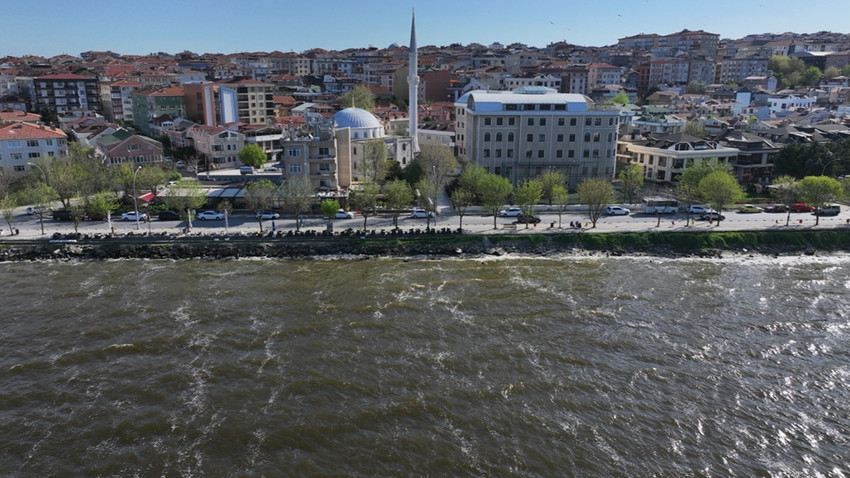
[407,10,420,153]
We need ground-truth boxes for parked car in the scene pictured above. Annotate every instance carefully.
[196,210,224,220]
[26,206,35,215]
[814,204,841,216]
[256,210,280,220]
[334,209,355,219]
[699,211,725,221]
[410,208,435,218]
[515,214,542,224]
[120,211,148,222]
[605,205,630,216]
[737,204,763,213]
[498,207,523,217]
[790,203,814,213]
[158,210,181,221]
[85,212,107,221]
[175,161,186,169]
[763,204,787,213]
[52,209,74,221]
[687,205,714,215]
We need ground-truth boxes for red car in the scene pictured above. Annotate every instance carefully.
[790,203,814,212]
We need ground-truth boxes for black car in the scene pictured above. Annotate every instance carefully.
[158,210,181,221]
[515,214,542,224]
[52,209,73,221]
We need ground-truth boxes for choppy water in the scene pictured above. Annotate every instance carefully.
[1,254,849,477]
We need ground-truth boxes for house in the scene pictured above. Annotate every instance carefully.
[95,130,164,166]
[0,121,68,175]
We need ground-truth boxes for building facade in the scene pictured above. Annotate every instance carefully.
[34,73,102,116]
[454,87,620,189]
[0,122,68,175]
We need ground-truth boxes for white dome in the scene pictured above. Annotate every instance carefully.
[332,107,383,129]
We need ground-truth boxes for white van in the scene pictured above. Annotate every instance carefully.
[239,166,255,175]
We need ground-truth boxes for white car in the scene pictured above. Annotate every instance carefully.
[410,208,435,218]
[196,210,224,220]
[120,211,148,222]
[256,210,280,220]
[498,207,523,217]
[334,209,355,219]
[605,205,630,216]
[687,205,714,215]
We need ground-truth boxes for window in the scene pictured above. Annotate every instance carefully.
[128,143,141,151]
[558,118,565,126]
[319,163,330,171]
[537,150,544,158]
[583,150,590,158]
[484,118,491,125]
[507,132,514,142]
[569,134,576,142]
[10,153,22,160]
[27,140,39,147]
[495,166,501,175]
[585,118,591,126]
[289,164,302,173]
[568,150,575,158]
[507,149,514,158]
[508,118,516,126]
[556,150,563,158]
[584,133,591,142]
[539,118,546,126]
[527,118,534,126]
[13,165,26,172]
[538,134,545,142]
[496,149,502,157]
[595,118,601,126]
[496,117,503,126]
[609,118,615,126]
[288,148,301,157]
[557,134,564,142]
[527,134,533,142]
[526,150,533,158]
[28,152,41,159]
[484,132,491,142]
[496,132,502,141]
[593,133,600,142]
[7,140,20,148]
[483,149,490,158]
[319,147,330,156]
[570,118,577,126]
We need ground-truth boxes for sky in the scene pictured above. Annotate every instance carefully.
[2,0,849,58]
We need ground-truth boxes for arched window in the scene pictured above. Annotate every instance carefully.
[593,132,600,142]
[584,132,591,142]
[496,132,502,142]
[507,132,514,142]
[607,132,613,142]
[484,132,491,142]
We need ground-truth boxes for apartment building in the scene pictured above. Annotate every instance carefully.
[34,73,102,116]
[216,79,275,125]
[96,130,164,166]
[186,125,245,170]
[131,86,186,135]
[99,79,142,123]
[454,87,620,189]
[0,122,68,175]
[618,132,739,183]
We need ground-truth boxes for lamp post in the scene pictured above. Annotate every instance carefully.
[27,162,48,185]
[28,162,48,235]
[132,165,142,230]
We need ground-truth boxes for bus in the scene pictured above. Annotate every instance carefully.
[642,197,679,214]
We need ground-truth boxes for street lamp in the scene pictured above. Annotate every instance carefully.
[27,162,48,185]
[28,162,48,235]
[132,165,142,230]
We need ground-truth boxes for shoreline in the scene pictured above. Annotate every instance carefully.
[0,228,847,262]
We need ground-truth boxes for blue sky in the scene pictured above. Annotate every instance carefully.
[3,0,849,57]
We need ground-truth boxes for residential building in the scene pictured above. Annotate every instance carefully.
[34,73,102,116]
[95,130,164,166]
[454,87,620,189]
[720,132,778,185]
[216,78,275,125]
[131,86,186,136]
[99,79,142,123]
[715,57,769,84]
[0,121,68,175]
[186,125,245,170]
[618,132,739,183]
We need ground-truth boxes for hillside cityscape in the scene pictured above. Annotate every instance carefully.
[2,22,850,226]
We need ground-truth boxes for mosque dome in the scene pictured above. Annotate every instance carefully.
[332,107,384,139]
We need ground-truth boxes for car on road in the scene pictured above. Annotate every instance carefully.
[498,207,523,217]
[196,210,224,220]
[515,214,542,224]
[175,161,186,168]
[410,208,435,218]
[605,205,630,216]
[52,209,74,221]
[26,206,36,215]
[737,204,763,213]
[158,210,181,221]
[256,210,280,220]
[699,211,725,221]
[120,211,148,222]
[687,205,714,215]
[334,209,355,219]
[763,204,787,213]
[790,203,814,213]
[814,204,841,216]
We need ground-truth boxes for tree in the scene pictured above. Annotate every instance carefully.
[338,84,375,111]
[161,180,208,228]
[414,177,440,229]
[449,188,474,231]
[769,175,799,226]
[698,170,744,226]
[677,158,731,223]
[577,178,614,228]
[321,199,341,227]
[686,80,706,94]
[478,173,512,229]
[618,163,644,205]
[136,166,171,201]
[798,175,843,226]
[349,181,380,231]
[801,66,822,87]
[684,120,706,137]
[19,183,56,235]
[0,195,17,234]
[512,179,543,229]
[539,170,566,205]
[415,143,458,189]
[383,179,413,227]
[457,163,488,201]
[824,66,842,79]
[605,91,630,105]
[280,175,314,232]
[45,159,85,208]
[551,185,569,229]
[238,144,267,169]
[87,191,119,225]
[243,179,278,231]
[360,139,388,183]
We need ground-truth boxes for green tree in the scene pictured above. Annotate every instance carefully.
[86,191,119,225]
[698,170,744,226]
[769,175,799,226]
[0,195,17,234]
[19,183,56,235]
[136,166,171,201]
[478,173,512,229]
[44,159,85,209]
[161,180,208,228]
[238,144,267,169]
[677,158,731,223]
[383,179,413,227]
[338,84,376,111]
[415,143,458,189]
[605,91,630,105]
[457,163,488,201]
[685,80,706,94]
[824,66,842,79]
[551,185,569,229]
[539,169,566,205]
[684,120,706,137]
[798,175,843,226]
[512,179,543,229]
[360,139,388,183]
[320,199,341,228]
[800,66,822,86]
[618,163,644,205]
[349,181,380,231]
[414,177,440,229]
[280,175,314,232]
[577,178,614,228]
[449,188,475,231]
[243,179,278,231]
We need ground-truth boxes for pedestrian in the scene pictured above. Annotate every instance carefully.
[272,221,276,231]
[569,221,574,228]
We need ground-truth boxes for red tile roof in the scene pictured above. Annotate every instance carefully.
[0,122,66,140]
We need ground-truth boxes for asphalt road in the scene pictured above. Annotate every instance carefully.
[3,205,850,240]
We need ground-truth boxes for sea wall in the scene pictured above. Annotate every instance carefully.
[1,229,849,262]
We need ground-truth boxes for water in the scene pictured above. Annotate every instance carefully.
[1,254,849,476]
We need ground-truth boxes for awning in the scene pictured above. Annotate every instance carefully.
[138,192,156,202]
